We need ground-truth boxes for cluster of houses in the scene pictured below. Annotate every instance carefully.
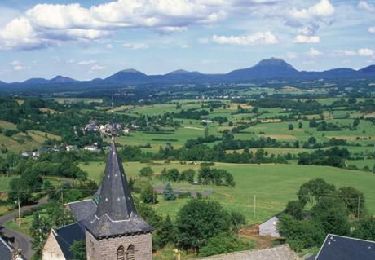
[83,120,130,136]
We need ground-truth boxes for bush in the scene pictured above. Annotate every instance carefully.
[199,233,251,257]
[139,166,153,178]
[163,183,176,201]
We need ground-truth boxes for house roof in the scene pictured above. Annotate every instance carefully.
[316,234,375,260]
[0,237,12,260]
[83,141,153,239]
[54,222,86,260]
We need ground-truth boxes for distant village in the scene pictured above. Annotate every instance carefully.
[21,120,133,158]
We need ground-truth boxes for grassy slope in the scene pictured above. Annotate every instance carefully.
[80,161,375,224]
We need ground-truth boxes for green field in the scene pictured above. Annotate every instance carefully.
[80,161,375,224]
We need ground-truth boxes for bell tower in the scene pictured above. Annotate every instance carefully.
[84,142,153,260]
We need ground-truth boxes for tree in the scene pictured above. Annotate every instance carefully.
[289,123,294,131]
[163,183,176,201]
[311,196,350,236]
[181,169,195,183]
[284,201,304,220]
[140,184,158,204]
[139,167,153,178]
[176,199,231,251]
[155,215,177,248]
[352,118,360,128]
[278,214,325,252]
[297,178,336,206]
[70,240,86,260]
[230,211,246,232]
[298,121,303,129]
[352,217,375,241]
[338,187,365,217]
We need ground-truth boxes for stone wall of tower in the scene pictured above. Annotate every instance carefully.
[86,230,152,260]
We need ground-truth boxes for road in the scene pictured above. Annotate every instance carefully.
[0,197,48,260]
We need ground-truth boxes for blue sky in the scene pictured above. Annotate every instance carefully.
[0,0,374,82]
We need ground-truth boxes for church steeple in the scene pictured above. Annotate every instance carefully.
[95,142,137,220]
[84,141,153,239]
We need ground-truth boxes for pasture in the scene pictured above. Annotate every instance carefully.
[80,161,375,224]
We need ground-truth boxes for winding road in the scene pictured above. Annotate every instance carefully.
[0,197,48,260]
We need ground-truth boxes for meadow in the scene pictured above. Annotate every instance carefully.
[80,161,375,224]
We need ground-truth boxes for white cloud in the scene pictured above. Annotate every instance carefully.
[90,64,105,71]
[290,0,334,19]
[335,49,374,57]
[307,48,322,56]
[369,27,375,34]
[123,42,149,50]
[335,50,357,56]
[293,35,320,43]
[77,60,96,65]
[358,48,374,57]
[358,1,375,12]
[212,31,278,45]
[0,0,228,50]
[0,17,43,50]
[10,60,24,71]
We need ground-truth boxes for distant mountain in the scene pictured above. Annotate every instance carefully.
[226,58,299,80]
[160,69,207,82]
[24,77,49,84]
[104,68,148,83]
[321,68,358,78]
[50,76,77,83]
[166,69,191,74]
[359,65,375,74]
[2,58,375,89]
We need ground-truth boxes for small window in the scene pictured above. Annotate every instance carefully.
[117,245,125,260]
[126,245,135,260]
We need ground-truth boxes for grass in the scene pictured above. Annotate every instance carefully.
[80,161,375,224]
[4,214,33,236]
[0,121,61,153]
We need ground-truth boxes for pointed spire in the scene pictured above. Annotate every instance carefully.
[84,142,153,238]
[95,141,136,220]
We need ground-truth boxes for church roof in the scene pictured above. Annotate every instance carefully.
[0,237,12,260]
[54,223,86,260]
[83,142,153,239]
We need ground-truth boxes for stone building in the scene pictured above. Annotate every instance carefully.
[42,141,153,260]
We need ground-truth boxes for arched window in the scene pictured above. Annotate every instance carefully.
[117,246,125,260]
[126,245,135,260]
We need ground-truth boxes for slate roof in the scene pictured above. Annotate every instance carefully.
[83,142,153,239]
[68,200,97,222]
[0,237,12,260]
[316,234,375,260]
[54,222,86,260]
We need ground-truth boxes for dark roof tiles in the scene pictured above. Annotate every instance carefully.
[84,142,152,239]
[316,234,375,260]
[54,223,86,260]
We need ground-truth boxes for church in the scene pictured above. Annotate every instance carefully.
[42,141,153,260]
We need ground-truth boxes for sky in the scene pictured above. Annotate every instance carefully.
[0,0,374,82]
